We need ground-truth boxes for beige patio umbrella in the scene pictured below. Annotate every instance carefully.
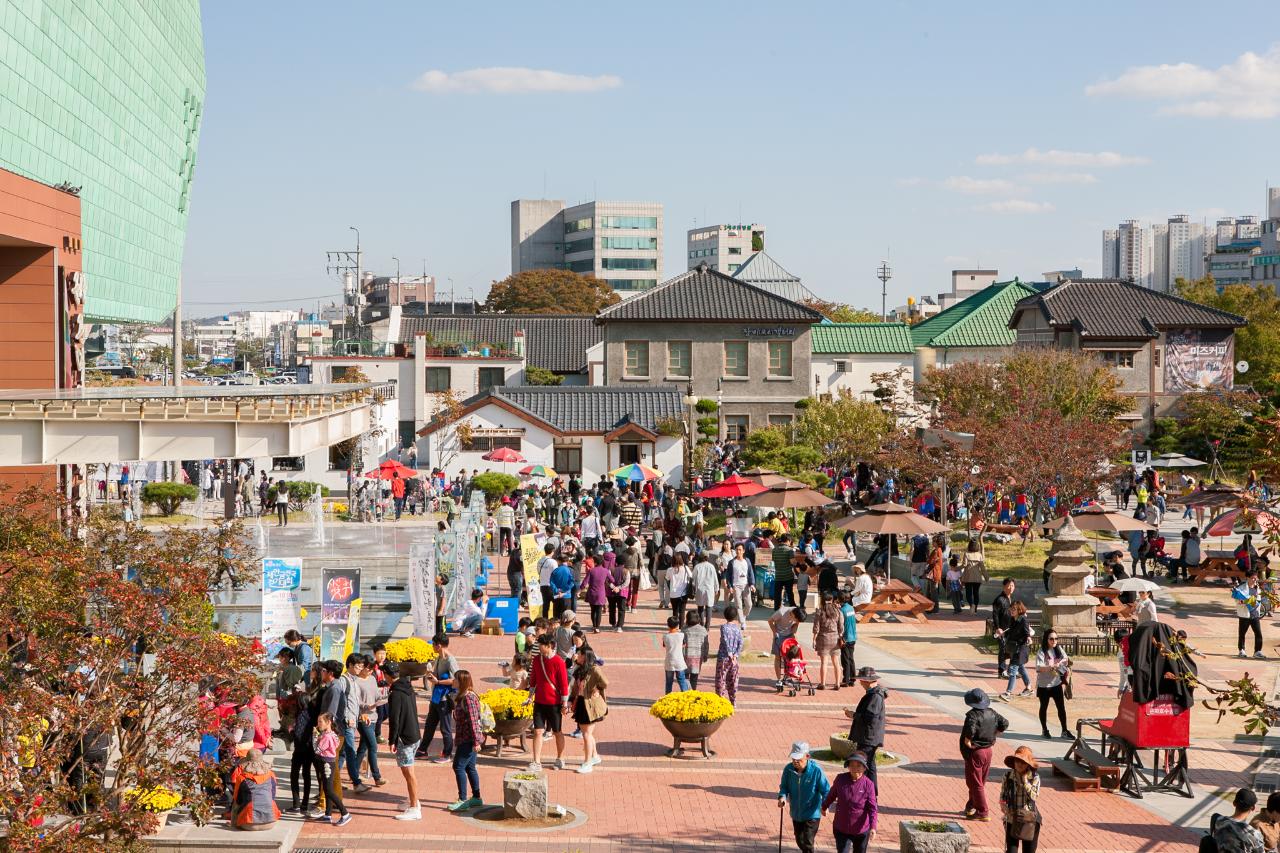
[738,483,834,509]
[833,502,949,583]
[740,467,801,489]
[1044,505,1155,568]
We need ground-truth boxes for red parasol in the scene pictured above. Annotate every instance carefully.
[363,459,419,479]
[696,474,768,499]
[482,447,526,463]
[1205,506,1280,537]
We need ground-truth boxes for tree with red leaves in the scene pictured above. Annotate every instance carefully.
[0,493,262,850]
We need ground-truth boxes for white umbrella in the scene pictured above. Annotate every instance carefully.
[1107,577,1160,593]
[1151,452,1206,469]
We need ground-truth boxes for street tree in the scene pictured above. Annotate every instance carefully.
[802,298,882,324]
[793,392,893,478]
[1177,276,1280,397]
[485,269,621,314]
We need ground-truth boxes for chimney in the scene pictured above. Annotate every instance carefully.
[512,329,526,358]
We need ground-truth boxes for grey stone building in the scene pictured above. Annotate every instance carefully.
[595,263,822,442]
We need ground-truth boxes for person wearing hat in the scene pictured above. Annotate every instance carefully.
[1214,787,1265,853]
[998,746,1042,852]
[843,667,887,792]
[959,687,1008,821]
[821,750,877,853]
[1250,790,1280,852]
[778,741,831,853]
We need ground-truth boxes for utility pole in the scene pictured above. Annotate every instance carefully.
[877,260,893,322]
[325,228,361,353]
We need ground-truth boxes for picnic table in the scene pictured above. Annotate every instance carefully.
[1087,586,1135,619]
[855,578,933,623]
[1189,551,1246,585]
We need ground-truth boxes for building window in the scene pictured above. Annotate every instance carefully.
[607,278,657,292]
[272,456,305,471]
[834,360,849,373]
[1102,350,1135,369]
[564,217,593,234]
[728,263,740,272]
[478,367,506,391]
[728,247,742,255]
[601,236,657,250]
[723,341,748,377]
[601,257,657,271]
[618,444,641,466]
[624,341,650,377]
[768,341,792,377]
[564,236,593,254]
[567,259,595,273]
[724,414,749,442]
[553,446,582,476]
[463,433,522,453]
[425,366,451,392]
[768,414,793,428]
[667,341,691,378]
[598,215,658,229]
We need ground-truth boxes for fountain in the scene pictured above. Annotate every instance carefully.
[308,489,327,549]
[255,513,268,555]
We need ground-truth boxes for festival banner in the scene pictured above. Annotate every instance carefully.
[519,532,545,611]
[320,566,361,662]
[1164,328,1234,393]
[408,542,438,638]
[261,557,303,656]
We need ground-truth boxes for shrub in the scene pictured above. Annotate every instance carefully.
[525,366,563,386]
[140,482,198,516]
[470,472,519,506]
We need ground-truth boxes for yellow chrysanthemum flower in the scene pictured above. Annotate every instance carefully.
[649,690,735,724]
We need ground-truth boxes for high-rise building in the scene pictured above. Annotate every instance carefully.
[510,199,663,296]
[0,1,205,323]
[1101,220,1154,288]
[1164,215,1207,288]
[686,223,765,274]
[1105,216,1209,291]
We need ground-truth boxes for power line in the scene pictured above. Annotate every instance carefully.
[183,292,341,306]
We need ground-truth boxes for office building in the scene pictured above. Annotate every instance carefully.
[0,0,205,323]
[687,223,766,274]
[511,199,663,295]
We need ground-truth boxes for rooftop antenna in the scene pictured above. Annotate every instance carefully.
[877,258,893,322]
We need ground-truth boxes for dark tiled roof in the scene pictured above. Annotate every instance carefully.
[811,322,915,354]
[911,280,1039,348]
[596,263,822,324]
[1010,278,1247,339]
[430,385,684,435]
[397,314,600,373]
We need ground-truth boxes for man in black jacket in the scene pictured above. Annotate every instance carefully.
[991,578,1015,678]
[844,666,887,792]
[959,687,1008,821]
[384,662,422,821]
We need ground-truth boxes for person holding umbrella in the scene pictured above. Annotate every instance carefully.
[778,741,830,853]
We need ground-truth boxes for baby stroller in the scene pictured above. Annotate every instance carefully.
[778,637,815,697]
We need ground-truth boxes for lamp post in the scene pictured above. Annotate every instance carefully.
[683,382,698,489]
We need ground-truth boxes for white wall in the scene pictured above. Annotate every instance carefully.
[812,353,913,399]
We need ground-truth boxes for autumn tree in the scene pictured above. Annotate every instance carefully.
[425,388,474,472]
[485,269,621,315]
[1177,276,1280,396]
[0,493,262,848]
[802,298,882,324]
[793,393,893,478]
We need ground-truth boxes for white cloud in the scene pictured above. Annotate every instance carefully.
[897,176,927,187]
[1085,44,1280,119]
[411,67,621,94]
[942,175,1022,195]
[974,199,1054,214]
[976,148,1149,167]
[1022,171,1099,185]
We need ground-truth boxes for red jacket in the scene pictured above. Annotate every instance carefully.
[529,652,568,705]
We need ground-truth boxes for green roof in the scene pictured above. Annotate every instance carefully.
[811,323,915,354]
[910,280,1040,348]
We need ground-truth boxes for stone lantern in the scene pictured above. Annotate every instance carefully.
[1041,517,1099,638]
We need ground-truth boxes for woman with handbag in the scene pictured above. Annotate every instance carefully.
[1034,631,1072,739]
[999,745,1042,852]
[569,645,608,773]
[998,602,1033,701]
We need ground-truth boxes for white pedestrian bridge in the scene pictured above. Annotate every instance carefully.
[0,383,390,465]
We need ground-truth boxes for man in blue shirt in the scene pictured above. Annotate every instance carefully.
[778,740,830,853]
[838,591,858,687]
[549,558,575,621]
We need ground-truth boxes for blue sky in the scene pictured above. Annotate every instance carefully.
[182,1,1280,316]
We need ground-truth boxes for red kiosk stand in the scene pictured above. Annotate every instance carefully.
[1056,692,1193,798]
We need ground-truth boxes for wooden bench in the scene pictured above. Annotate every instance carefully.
[1088,587,1136,619]
[1190,553,1245,585]
[855,579,933,623]
[1067,742,1123,790]
[1051,757,1102,791]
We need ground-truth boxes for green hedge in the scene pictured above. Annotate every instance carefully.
[268,480,331,510]
[140,482,199,516]
[470,472,519,506]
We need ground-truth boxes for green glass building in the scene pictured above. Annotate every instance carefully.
[0,0,204,323]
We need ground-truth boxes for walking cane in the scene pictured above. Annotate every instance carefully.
[777,800,785,853]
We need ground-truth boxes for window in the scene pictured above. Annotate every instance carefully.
[728,247,742,255]
[330,365,350,381]
[425,366,451,392]
[564,217,593,234]
[553,446,582,476]
[601,236,657,250]
[598,215,658,229]
[618,444,641,466]
[567,259,595,273]
[478,367,506,391]
[667,341,691,378]
[768,340,792,377]
[272,456,305,471]
[1102,350,1135,369]
[727,263,740,272]
[624,341,650,377]
[462,433,522,453]
[724,414,749,442]
[723,341,748,377]
[607,278,657,292]
[601,257,657,271]
[564,236,592,254]
[768,414,793,428]
[834,360,849,373]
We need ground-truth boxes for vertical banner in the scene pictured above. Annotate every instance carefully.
[320,567,362,662]
[261,557,303,655]
[408,542,438,638]
[520,532,545,611]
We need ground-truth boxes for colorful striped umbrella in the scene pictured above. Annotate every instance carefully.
[519,464,558,478]
[610,463,663,482]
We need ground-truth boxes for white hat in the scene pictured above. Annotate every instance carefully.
[789,741,810,760]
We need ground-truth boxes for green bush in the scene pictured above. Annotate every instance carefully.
[268,480,330,510]
[470,472,519,506]
[140,482,198,516]
[694,398,719,414]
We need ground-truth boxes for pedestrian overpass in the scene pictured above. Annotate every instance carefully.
[0,384,388,465]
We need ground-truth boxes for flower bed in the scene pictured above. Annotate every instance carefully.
[384,637,437,664]
[649,690,734,724]
[125,785,182,813]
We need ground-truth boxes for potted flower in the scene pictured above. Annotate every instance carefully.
[829,732,855,760]
[125,784,183,826]
[649,690,734,758]
[480,687,534,756]
[384,637,437,678]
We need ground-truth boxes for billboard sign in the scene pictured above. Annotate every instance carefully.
[1165,328,1234,393]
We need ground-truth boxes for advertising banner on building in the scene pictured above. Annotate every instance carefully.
[1165,328,1234,393]
[320,566,361,662]
[408,542,438,638]
[261,558,302,656]
[520,532,545,611]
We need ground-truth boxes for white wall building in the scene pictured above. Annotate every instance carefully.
[810,323,914,401]
[511,199,664,296]
[938,270,998,310]
[686,223,765,275]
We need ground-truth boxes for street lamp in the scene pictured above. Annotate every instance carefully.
[392,256,400,286]
[683,382,698,488]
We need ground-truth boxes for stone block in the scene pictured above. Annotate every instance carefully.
[502,770,547,820]
[899,820,970,853]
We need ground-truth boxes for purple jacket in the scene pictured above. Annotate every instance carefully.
[582,564,610,606]
[822,771,877,836]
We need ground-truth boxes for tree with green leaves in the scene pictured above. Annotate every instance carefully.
[525,366,563,386]
[485,269,621,314]
[793,393,893,478]
[739,427,825,488]
[802,298,882,324]
[1177,276,1280,397]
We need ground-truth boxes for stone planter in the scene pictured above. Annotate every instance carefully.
[395,660,430,679]
[899,820,970,853]
[658,717,725,759]
[502,770,548,820]
[829,734,855,760]
[489,716,532,757]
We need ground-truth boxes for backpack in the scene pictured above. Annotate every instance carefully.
[478,699,495,732]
